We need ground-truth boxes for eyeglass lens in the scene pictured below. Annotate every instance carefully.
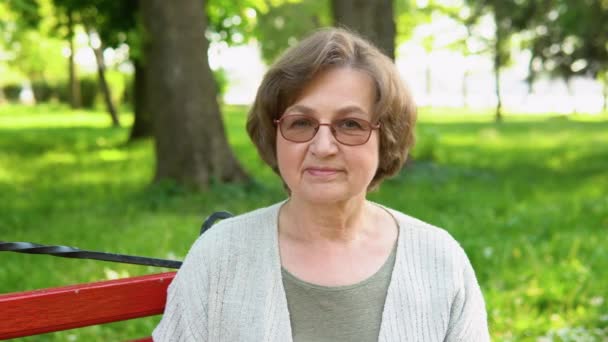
[278,115,374,145]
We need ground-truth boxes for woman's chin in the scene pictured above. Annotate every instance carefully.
[291,186,360,205]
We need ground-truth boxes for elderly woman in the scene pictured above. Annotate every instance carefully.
[153,28,489,341]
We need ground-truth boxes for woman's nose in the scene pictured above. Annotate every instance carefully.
[309,124,339,156]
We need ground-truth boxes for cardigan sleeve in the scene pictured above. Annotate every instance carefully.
[152,239,210,342]
[444,246,490,342]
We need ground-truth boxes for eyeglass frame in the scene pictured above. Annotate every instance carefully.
[273,114,381,146]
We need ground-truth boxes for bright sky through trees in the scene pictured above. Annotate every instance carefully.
[209,40,605,114]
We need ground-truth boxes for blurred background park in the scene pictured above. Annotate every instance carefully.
[0,0,607,340]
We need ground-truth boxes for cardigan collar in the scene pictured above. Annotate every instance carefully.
[263,201,407,341]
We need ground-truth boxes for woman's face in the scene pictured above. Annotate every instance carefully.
[276,67,379,205]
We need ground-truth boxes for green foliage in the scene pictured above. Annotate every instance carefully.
[461,0,533,67]
[205,0,334,63]
[122,75,134,107]
[79,76,99,108]
[8,77,98,107]
[1,0,41,35]
[206,0,257,45]
[250,0,429,62]
[456,0,608,84]
[31,80,55,102]
[213,67,230,99]
[104,70,128,106]
[425,1,488,57]
[4,29,67,82]
[1,104,607,340]
[2,0,69,83]
[395,0,431,45]
[51,0,138,46]
[253,0,331,63]
[524,0,608,81]
[28,78,93,106]
[2,84,21,101]
[24,71,132,108]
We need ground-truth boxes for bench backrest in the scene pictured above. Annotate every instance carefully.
[0,272,176,339]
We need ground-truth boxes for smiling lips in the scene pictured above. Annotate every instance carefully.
[305,167,343,177]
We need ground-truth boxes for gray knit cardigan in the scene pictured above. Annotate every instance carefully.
[153,202,490,341]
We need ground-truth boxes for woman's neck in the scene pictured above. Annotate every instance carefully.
[279,195,376,243]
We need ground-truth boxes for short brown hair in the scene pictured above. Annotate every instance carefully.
[246,27,416,190]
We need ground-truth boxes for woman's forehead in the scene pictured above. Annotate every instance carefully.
[283,68,375,117]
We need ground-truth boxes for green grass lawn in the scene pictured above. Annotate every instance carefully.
[1,103,607,341]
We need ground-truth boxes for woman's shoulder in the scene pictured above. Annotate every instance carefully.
[378,204,468,260]
[210,201,283,235]
[391,208,454,237]
[184,201,283,262]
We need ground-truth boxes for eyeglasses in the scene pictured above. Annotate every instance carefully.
[274,114,380,146]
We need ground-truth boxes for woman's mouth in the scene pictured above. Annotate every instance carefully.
[305,167,342,177]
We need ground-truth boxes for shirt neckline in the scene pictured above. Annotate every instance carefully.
[280,240,398,291]
[273,200,402,290]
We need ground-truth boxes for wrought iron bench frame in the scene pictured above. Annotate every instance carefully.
[0,211,231,340]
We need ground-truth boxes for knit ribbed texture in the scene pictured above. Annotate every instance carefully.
[153,201,490,341]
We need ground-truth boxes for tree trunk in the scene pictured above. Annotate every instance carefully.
[26,75,38,105]
[462,68,470,108]
[88,30,120,127]
[67,10,81,109]
[425,62,432,98]
[331,0,395,60]
[526,58,534,96]
[128,58,152,141]
[140,0,248,189]
[603,80,607,113]
[494,30,503,122]
[566,77,576,115]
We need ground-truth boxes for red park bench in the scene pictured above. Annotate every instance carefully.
[0,271,176,340]
[0,212,232,340]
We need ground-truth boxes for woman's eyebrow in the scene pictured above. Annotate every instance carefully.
[284,104,315,115]
[284,104,368,117]
[336,105,369,117]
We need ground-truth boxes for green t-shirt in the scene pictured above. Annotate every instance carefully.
[281,244,397,342]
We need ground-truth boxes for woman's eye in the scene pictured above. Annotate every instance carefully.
[289,118,314,129]
[338,119,364,130]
